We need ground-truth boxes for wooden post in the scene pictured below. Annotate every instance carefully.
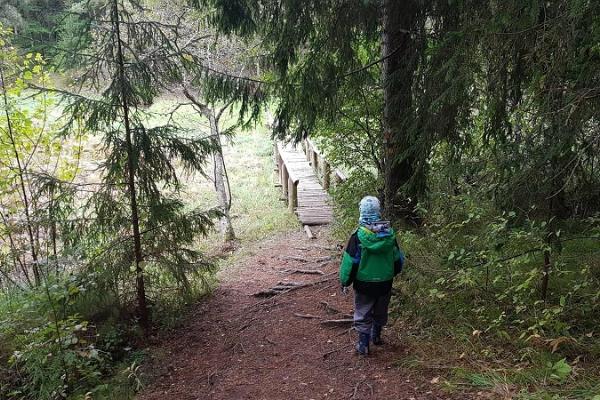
[305,139,311,162]
[334,170,346,186]
[323,160,331,190]
[278,153,283,185]
[274,143,281,185]
[288,178,298,212]
[282,165,289,201]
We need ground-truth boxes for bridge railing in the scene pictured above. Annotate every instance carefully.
[302,138,347,189]
[273,139,347,213]
[274,142,300,213]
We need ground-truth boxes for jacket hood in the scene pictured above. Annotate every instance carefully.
[357,227,396,253]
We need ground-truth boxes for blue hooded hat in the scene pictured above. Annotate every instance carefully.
[358,196,381,226]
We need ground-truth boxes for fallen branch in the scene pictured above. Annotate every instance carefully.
[320,318,354,327]
[294,313,321,319]
[264,336,277,346]
[351,379,374,399]
[322,344,352,359]
[239,317,259,332]
[280,255,309,263]
[207,370,217,386]
[311,244,336,251]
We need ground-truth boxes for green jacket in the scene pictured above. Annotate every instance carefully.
[339,226,404,296]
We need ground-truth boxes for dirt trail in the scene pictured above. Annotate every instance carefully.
[138,228,466,400]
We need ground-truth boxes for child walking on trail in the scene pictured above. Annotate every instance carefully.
[339,196,405,355]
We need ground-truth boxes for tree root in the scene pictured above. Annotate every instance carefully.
[320,318,354,327]
[252,277,335,298]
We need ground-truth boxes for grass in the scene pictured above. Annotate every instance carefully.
[148,97,298,247]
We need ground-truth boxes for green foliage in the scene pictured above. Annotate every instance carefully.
[0,275,132,399]
[0,0,66,55]
[330,169,381,238]
[49,0,227,330]
[0,25,79,288]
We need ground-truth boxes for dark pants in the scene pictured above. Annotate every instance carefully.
[353,291,392,335]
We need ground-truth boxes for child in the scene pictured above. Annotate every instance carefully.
[339,196,405,355]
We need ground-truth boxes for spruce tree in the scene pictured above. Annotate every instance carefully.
[56,0,227,331]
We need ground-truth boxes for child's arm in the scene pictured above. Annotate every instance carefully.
[339,232,360,287]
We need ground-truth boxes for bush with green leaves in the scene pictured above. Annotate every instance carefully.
[394,203,600,351]
[1,276,107,399]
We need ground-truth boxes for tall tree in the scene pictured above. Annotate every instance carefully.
[55,0,227,331]
[198,0,599,226]
[194,0,459,223]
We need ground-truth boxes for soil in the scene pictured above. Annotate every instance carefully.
[138,228,473,400]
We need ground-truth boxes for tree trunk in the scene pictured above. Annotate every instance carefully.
[181,88,236,242]
[112,0,150,333]
[381,0,421,224]
[208,112,235,242]
[541,249,551,302]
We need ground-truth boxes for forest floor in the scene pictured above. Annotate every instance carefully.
[137,227,474,400]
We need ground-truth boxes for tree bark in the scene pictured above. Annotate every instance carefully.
[112,0,150,333]
[381,0,421,224]
[209,111,235,242]
[183,88,236,243]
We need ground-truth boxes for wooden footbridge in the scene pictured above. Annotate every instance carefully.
[274,139,346,226]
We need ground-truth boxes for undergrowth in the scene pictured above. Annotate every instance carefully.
[331,178,600,399]
[0,98,295,399]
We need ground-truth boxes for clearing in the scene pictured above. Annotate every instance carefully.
[138,228,471,400]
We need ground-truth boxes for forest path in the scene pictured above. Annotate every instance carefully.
[138,228,464,400]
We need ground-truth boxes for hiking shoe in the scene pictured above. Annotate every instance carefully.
[372,324,384,346]
[356,332,370,355]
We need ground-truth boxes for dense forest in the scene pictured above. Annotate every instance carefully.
[0,0,598,399]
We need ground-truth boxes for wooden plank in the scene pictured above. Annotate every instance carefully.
[304,225,315,239]
[288,177,298,213]
[275,140,334,225]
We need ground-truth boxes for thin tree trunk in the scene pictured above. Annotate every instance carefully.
[541,249,551,302]
[48,186,59,275]
[0,65,41,286]
[0,209,33,287]
[112,0,149,333]
[209,112,235,242]
[182,88,236,243]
